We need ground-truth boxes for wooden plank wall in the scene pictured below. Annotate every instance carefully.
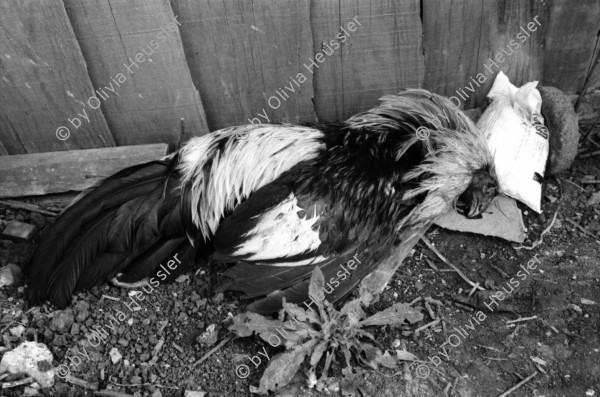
[0,0,114,155]
[311,0,424,122]
[0,0,599,155]
[63,0,209,147]
[423,0,548,109]
[170,0,316,129]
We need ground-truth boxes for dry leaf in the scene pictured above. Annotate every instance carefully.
[360,302,423,327]
[254,339,318,394]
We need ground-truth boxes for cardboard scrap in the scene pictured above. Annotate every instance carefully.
[434,195,526,242]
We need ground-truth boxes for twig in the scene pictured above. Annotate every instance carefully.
[506,316,538,325]
[564,179,585,191]
[193,335,235,367]
[565,218,598,239]
[108,380,179,390]
[95,391,135,397]
[424,257,439,271]
[467,283,481,297]
[421,236,484,291]
[515,208,559,250]
[415,319,440,335]
[425,296,443,306]
[172,342,184,353]
[497,372,537,397]
[101,294,121,302]
[581,180,600,184]
[0,200,59,216]
[580,150,600,158]
[66,374,98,390]
[477,345,502,352]
[490,264,510,278]
[1,377,33,389]
[454,302,474,312]
[424,300,436,320]
[482,356,507,361]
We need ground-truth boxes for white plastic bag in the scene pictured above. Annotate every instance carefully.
[477,72,549,213]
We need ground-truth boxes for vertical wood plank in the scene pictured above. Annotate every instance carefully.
[543,0,600,94]
[311,0,424,122]
[170,0,316,130]
[0,139,9,156]
[63,0,209,146]
[423,0,548,109]
[0,0,115,154]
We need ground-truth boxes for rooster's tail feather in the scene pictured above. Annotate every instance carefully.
[27,155,195,308]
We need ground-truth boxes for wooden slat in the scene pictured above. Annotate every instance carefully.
[423,0,548,109]
[63,0,209,146]
[311,0,424,121]
[543,0,600,94]
[0,140,8,156]
[170,0,316,130]
[0,144,168,198]
[0,0,115,154]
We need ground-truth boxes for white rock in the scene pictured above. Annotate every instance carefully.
[0,342,54,388]
[9,324,26,337]
[0,264,21,288]
[109,348,122,364]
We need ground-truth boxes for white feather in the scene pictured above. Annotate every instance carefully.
[178,125,325,238]
[231,193,325,264]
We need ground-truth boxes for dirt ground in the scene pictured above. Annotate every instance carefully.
[1,102,599,397]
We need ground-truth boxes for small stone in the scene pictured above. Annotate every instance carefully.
[0,264,22,288]
[415,280,424,291]
[1,221,36,241]
[0,342,54,388]
[23,386,41,396]
[110,348,123,364]
[130,375,142,385]
[51,311,74,333]
[118,339,129,347]
[197,324,218,347]
[140,353,150,362]
[70,323,80,335]
[212,293,224,304]
[9,324,26,337]
[183,391,207,397]
[74,300,90,314]
[151,390,163,397]
[588,191,600,207]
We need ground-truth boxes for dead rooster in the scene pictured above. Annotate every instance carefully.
[27,89,497,313]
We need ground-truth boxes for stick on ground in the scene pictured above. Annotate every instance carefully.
[193,335,235,367]
[498,372,537,397]
[421,236,484,291]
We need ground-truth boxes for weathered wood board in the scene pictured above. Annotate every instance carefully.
[170,0,317,130]
[0,144,168,198]
[423,0,548,109]
[543,0,600,94]
[0,0,115,155]
[311,0,424,121]
[63,0,209,146]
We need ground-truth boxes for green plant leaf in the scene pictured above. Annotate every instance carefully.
[308,266,325,311]
[282,299,308,320]
[375,351,397,369]
[254,339,319,394]
[229,312,304,345]
[395,349,418,361]
[310,340,328,366]
[359,302,424,327]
